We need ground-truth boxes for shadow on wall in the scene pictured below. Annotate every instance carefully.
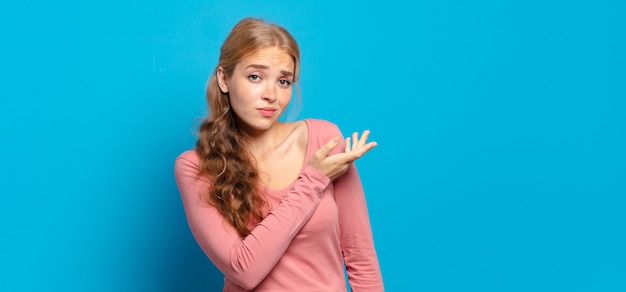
[133,140,225,292]
[159,221,225,292]
[99,79,225,291]
[144,125,225,292]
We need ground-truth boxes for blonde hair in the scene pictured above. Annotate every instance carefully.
[196,17,301,237]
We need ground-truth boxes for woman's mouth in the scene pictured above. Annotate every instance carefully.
[257,108,276,117]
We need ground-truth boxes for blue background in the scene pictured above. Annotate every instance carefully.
[1,0,624,291]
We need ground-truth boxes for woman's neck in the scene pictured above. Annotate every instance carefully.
[242,122,291,159]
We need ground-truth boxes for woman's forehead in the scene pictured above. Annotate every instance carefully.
[238,47,294,69]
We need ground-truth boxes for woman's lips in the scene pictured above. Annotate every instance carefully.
[257,108,276,117]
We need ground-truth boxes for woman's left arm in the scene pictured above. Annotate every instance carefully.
[334,163,385,291]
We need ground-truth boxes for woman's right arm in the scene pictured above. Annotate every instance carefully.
[174,153,330,290]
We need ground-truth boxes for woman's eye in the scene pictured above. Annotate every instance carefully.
[279,79,291,87]
[249,74,260,81]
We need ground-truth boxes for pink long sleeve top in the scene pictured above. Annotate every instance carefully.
[174,118,384,291]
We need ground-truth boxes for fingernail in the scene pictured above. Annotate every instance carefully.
[332,136,339,143]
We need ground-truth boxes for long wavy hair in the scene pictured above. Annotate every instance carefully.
[196,18,300,237]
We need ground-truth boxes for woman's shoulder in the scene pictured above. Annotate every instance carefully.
[176,149,200,162]
[174,149,201,173]
[299,118,344,150]
[303,118,342,136]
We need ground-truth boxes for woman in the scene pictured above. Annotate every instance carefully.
[174,17,384,291]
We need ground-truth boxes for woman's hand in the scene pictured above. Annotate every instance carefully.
[307,130,377,180]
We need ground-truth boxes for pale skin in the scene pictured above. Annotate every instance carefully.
[217,46,376,187]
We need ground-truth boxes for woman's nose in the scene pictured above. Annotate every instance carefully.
[262,82,277,102]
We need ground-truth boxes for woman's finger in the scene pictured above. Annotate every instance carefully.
[353,141,378,158]
[316,136,340,158]
[350,132,357,151]
[356,130,370,149]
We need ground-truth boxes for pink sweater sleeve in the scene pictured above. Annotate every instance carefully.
[335,164,385,291]
[174,152,331,290]
[324,123,385,291]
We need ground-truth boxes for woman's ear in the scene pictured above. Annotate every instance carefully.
[216,66,229,93]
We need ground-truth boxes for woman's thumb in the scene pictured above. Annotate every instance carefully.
[316,136,340,157]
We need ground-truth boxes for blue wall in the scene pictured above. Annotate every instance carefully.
[1,1,624,291]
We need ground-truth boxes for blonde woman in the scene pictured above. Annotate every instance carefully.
[174,17,384,291]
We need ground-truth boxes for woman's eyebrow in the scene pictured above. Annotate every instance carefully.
[246,64,269,70]
[245,64,293,77]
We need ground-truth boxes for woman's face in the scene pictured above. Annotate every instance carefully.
[218,46,295,134]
